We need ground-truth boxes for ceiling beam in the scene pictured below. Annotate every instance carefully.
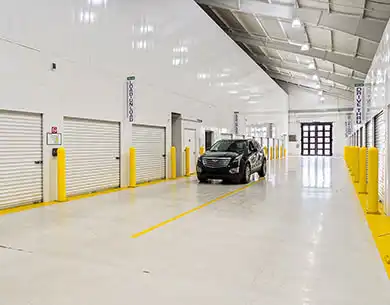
[230,32,371,74]
[257,54,358,87]
[196,0,386,43]
[259,57,357,87]
[267,72,354,100]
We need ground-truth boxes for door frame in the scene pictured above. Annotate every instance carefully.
[300,122,333,156]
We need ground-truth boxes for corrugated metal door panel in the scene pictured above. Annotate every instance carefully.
[64,117,120,196]
[374,112,386,202]
[0,111,43,209]
[366,120,373,183]
[221,133,233,140]
[132,125,166,183]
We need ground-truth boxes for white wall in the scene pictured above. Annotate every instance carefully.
[284,84,352,157]
[0,0,286,201]
[364,19,390,214]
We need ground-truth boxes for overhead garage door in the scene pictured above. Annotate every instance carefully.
[365,120,373,183]
[374,112,385,203]
[221,133,233,140]
[0,111,43,209]
[132,124,166,183]
[64,117,120,196]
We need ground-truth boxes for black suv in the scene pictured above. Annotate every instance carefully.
[197,139,267,184]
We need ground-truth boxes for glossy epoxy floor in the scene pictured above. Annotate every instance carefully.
[0,158,389,305]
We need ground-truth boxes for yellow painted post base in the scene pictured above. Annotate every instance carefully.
[185,147,190,177]
[367,147,378,214]
[171,146,176,179]
[57,147,67,202]
[129,147,136,188]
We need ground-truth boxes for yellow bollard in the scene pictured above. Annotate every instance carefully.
[200,146,205,155]
[57,147,66,202]
[185,146,190,177]
[284,148,287,158]
[171,146,176,179]
[367,147,379,214]
[280,146,283,159]
[353,146,359,183]
[358,147,367,194]
[270,147,273,160]
[264,147,268,158]
[347,146,353,174]
[129,147,136,188]
[275,145,279,159]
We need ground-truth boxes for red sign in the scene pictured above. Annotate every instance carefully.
[51,127,58,134]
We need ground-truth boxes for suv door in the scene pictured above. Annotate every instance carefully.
[253,140,262,170]
[248,141,259,171]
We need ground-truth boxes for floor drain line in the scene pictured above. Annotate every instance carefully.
[0,244,32,253]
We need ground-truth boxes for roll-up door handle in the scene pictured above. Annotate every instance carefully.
[34,160,43,165]
[115,157,120,160]
[162,154,166,157]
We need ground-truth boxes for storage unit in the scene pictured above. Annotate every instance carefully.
[132,124,166,183]
[64,117,120,196]
[0,111,43,209]
[221,133,233,140]
[374,112,386,202]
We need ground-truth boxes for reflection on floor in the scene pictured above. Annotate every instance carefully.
[0,157,389,305]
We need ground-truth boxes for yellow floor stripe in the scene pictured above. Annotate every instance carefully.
[0,176,196,216]
[352,182,390,279]
[131,178,265,238]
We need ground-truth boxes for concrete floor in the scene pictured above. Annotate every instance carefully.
[0,157,389,305]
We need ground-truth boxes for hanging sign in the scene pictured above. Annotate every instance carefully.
[233,112,239,135]
[354,84,364,126]
[345,114,353,137]
[127,76,135,123]
[364,83,371,122]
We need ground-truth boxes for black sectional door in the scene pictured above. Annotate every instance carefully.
[301,122,333,156]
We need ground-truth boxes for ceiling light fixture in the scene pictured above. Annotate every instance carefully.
[312,74,319,81]
[315,83,320,89]
[318,91,323,96]
[308,62,315,69]
[301,43,310,51]
[248,100,259,104]
[228,90,238,94]
[292,18,302,28]
[320,96,325,101]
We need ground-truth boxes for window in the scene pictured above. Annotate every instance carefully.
[300,122,333,156]
[249,141,255,152]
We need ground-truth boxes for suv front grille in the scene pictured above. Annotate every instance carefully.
[203,158,230,168]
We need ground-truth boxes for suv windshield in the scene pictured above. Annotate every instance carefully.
[210,140,247,153]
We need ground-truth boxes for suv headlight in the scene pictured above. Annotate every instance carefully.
[231,155,242,166]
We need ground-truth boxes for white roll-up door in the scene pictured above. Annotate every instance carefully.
[132,124,166,183]
[365,120,373,183]
[0,111,43,209]
[221,133,233,140]
[64,117,120,196]
[374,112,386,202]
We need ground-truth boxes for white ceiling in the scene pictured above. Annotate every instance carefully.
[196,0,390,100]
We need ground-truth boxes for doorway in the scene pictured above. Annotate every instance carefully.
[171,113,182,177]
[301,122,333,156]
[205,130,213,150]
[184,128,197,174]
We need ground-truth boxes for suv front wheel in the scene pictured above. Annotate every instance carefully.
[240,163,251,184]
